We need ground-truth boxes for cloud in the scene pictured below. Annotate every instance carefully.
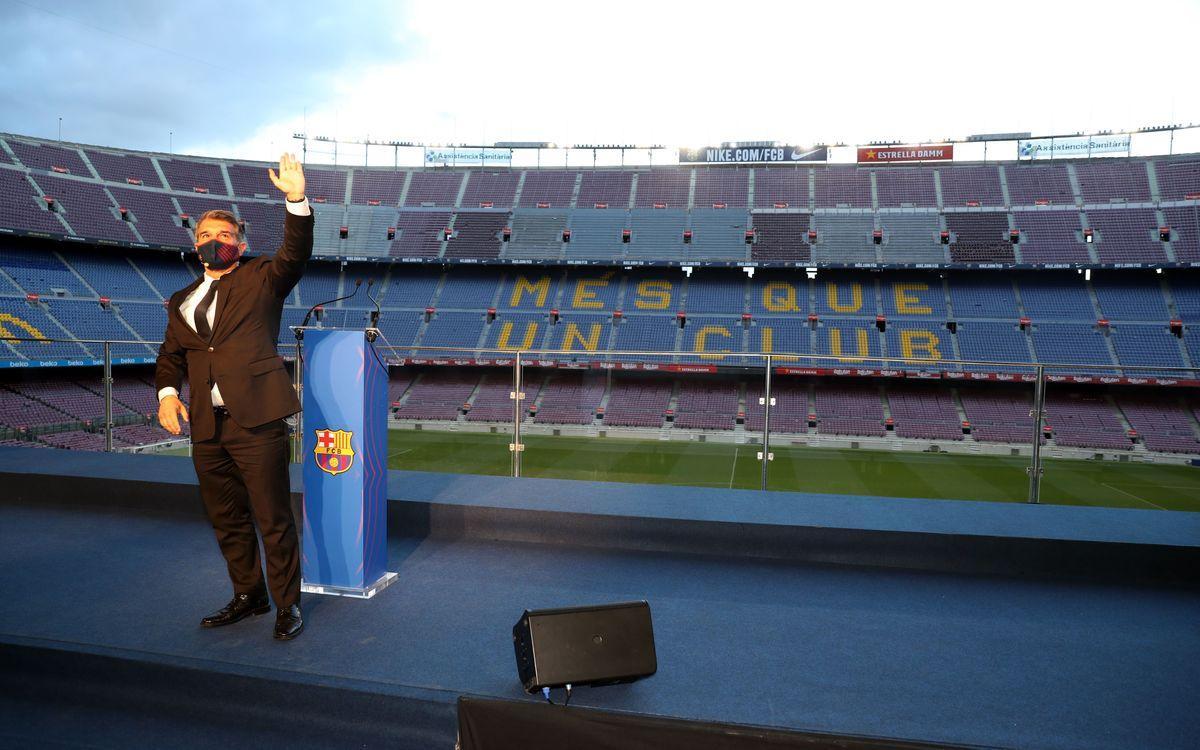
[0,0,414,153]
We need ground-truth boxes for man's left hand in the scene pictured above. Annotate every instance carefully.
[268,153,305,202]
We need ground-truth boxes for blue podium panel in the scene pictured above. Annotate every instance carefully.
[301,329,392,597]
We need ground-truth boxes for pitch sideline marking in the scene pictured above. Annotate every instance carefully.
[1101,482,1166,510]
[390,448,413,459]
[728,446,739,489]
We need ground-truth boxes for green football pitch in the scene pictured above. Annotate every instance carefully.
[165,429,1200,511]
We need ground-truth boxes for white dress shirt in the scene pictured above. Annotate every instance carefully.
[158,198,311,406]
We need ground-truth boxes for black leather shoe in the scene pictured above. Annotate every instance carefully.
[274,604,303,640]
[200,591,271,628]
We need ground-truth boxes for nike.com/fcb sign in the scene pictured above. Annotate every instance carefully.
[857,144,954,163]
[678,145,828,164]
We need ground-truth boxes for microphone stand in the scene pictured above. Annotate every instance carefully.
[289,280,364,462]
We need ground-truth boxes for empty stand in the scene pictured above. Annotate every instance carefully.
[84,150,163,188]
[814,383,884,437]
[1088,208,1166,263]
[7,140,90,176]
[889,385,964,440]
[389,211,450,258]
[464,375,520,423]
[107,187,192,247]
[604,376,671,428]
[505,209,567,261]
[462,172,519,208]
[533,372,603,425]
[517,171,577,208]
[628,210,686,261]
[673,379,738,430]
[880,215,944,263]
[810,214,877,263]
[1155,158,1200,201]
[444,212,507,259]
[1005,164,1074,206]
[351,169,406,206]
[577,171,633,208]
[232,201,285,254]
[687,210,747,262]
[343,205,398,256]
[633,170,690,209]
[566,209,627,261]
[946,213,1014,263]
[0,169,67,234]
[1163,206,1200,262]
[1118,397,1200,454]
[1075,160,1151,203]
[1044,391,1130,450]
[404,172,464,207]
[939,165,1004,207]
[157,158,226,195]
[692,169,749,208]
[32,175,135,241]
[874,168,937,208]
[1012,211,1088,263]
[744,378,807,433]
[958,388,1038,444]
[684,272,746,314]
[750,213,811,262]
[393,371,479,421]
[753,169,808,209]
[814,167,872,208]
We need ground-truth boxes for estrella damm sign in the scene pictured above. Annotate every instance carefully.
[314,428,355,476]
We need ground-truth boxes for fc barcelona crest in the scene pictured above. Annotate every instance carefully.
[314,428,355,476]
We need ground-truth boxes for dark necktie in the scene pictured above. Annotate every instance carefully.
[193,278,220,339]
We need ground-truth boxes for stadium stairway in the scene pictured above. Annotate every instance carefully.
[1082,280,1123,369]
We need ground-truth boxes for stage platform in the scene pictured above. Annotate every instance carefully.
[1,446,1198,749]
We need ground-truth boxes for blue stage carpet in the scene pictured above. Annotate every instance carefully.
[1,503,1198,749]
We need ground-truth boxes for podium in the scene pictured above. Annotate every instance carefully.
[299,328,396,598]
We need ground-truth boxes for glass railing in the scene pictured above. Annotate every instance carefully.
[2,335,1198,510]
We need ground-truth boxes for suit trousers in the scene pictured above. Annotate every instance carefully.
[192,409,300,608]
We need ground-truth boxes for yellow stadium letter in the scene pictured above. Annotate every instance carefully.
[509,275,551,308]
[762,281,803,312]
[634,280,672,310]
[562,322,602,351]
[893,283,932,315]
[826,282,863,313]
[694,325,732,360]
[0,313,47,344]
[572,272,613,310]
[900,330,941,361]
[496,321,539,350]
[829,328,870,362]
[759,326,800,362]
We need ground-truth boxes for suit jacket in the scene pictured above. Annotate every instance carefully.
[156,209,314,442]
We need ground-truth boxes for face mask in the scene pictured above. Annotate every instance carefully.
[196,239,241,270]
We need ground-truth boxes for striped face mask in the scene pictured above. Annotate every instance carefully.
[195,239,240,270]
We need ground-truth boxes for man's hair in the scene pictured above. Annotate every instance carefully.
[194,209,243,241]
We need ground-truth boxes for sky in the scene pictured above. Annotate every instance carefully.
[1,0,1198,165]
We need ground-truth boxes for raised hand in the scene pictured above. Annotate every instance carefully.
[268,152,306,201]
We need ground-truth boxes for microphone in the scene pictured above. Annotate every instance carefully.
[300,278,362,329]
[365,278,382,328]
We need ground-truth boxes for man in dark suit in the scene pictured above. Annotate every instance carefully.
[156,153,311,640]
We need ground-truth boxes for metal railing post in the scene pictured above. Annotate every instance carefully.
[512,351,523,478]
[760,355,773,491]
[1027,365,1046,504]
[103,341,114,452]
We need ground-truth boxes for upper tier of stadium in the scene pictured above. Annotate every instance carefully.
[1,133,1197,268]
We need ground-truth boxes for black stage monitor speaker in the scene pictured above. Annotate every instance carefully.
[513,601,656,693]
